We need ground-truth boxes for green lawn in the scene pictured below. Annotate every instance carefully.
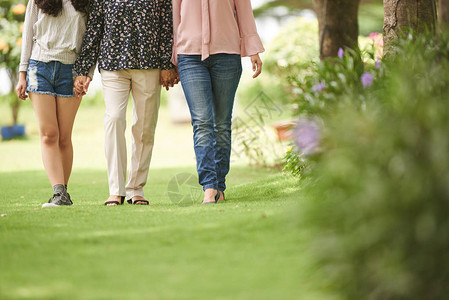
[0,103,305,299]
[0,167,305,300]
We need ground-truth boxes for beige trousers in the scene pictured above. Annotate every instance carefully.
[100,69,161,199]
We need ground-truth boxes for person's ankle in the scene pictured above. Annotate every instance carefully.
[202,188,218,203]
[53,184,66,194]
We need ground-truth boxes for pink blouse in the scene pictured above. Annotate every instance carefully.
[172,0,265,65]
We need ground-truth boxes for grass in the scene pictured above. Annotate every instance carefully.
[0,103,304,299]
[0,167,304,300]
[0,99,197,171]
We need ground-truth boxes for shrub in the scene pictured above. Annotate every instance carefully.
[1,1,26,125]
[238,17,319,108]
[298,32,449,299]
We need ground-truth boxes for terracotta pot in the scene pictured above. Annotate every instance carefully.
[272,121,294,141]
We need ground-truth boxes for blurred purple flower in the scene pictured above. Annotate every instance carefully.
[361,72,374,87]
[338,48,344,58]
[311,82,325,93]
[294,118,321,156]
[375,59,381,69]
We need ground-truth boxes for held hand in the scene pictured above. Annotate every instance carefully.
[74,76,91,98]
[160,68,180,91]
[15,72,28,100]
[251,54,263,79]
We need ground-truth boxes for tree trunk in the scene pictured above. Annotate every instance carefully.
[314,0,361,60]
[384,0,438,53]
[438,0,449,27]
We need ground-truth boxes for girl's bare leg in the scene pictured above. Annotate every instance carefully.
[30,93,65,186]
[56,96,82,184]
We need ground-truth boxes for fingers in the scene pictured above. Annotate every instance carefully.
[84,77,91,92]
[15,86,21,99]
[160,69,180,91]
[74,81,84,93]
[15,84,28,100]
[174,74,180,84]
[21,86,28,100]
[252,58,262,79]
[74,76,90,97]
[250,54,263,79]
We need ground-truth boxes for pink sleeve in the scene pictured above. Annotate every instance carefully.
[171,0,181,65]
[235,0,265,57]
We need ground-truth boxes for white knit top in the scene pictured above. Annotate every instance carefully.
[19,0,88,72]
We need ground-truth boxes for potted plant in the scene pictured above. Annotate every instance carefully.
[0,1,26,140]
[272,120,295,141]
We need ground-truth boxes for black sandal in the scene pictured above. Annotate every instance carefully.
[127,197,149,205]
[104,196,125,206]
[217,191,225,202]
[201,190,220,204]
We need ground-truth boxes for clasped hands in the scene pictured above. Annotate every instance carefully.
[74,68,180,97]
[160,68,180,91]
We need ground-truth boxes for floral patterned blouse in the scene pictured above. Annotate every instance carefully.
[74,0,174,76]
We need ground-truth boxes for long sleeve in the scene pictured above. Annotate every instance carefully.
[19,0,39,72]
[159,0,175,70]
[73,0,104,77]
[171,0,181,65]
[235,0,264,57]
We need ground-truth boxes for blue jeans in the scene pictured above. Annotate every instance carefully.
[178,54,242,191]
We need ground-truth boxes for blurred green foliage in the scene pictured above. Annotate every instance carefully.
[1,0,26,124]
[0,0,24,70]
[282,147,306,176]
[239,17,320,109]
[264,17,319,74]
[237,17,382,171]
[254,0,383,36]
[359,2,384,35]
[239,16,382,109]
[294,32,449,299]
[234,17,320,169]
[289,38,381,116]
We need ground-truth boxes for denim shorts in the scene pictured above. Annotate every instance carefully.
[27,59,76,98]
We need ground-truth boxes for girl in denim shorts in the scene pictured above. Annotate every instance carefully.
[15,0,90,207]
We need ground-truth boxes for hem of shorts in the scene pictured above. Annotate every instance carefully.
[27,89,75,98]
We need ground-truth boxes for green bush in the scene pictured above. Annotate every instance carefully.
[288,38,381,117]
[1,1,26,124]
[297,33,449,299]
[238,17,319,108]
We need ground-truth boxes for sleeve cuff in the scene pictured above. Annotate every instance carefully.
[87,64,96,79]
[240,34,265,57]
[171,42,178,65]
[19,64,28,72]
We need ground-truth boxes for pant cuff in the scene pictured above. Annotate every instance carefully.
[202,184,217,191]
[126,190,145,200]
